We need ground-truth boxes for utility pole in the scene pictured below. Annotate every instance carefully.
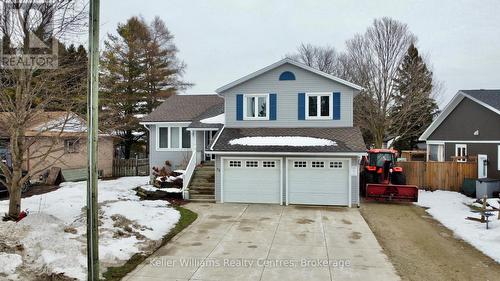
[86,0,100,280]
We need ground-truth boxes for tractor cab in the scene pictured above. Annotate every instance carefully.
[360,149,418,202]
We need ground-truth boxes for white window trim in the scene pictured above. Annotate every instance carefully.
[455,144,467,162]
[243,94,270,120]
[156,126,191,152]
[427,143,445,162]
[305,92,333,120]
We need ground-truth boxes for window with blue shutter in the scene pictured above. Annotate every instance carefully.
[333,92,341,120]
[236,94,243,121]
[269,93,277,120]
[298,93,305,120]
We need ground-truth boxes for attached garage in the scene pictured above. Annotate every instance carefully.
[221,158,282,204]
[287,158,350,206]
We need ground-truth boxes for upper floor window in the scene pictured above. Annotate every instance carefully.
[306,93,332,119]
[157,126,191,151]
[279,71,296,81]
[243,94,269,120]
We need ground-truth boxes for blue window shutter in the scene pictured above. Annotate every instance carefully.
[236,94,243,121]
[269,94,277,120]
[298,93,305,120]
[333,92,341,120]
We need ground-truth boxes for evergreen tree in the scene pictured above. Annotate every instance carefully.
[100,16,189,159]
[390,44,439,150]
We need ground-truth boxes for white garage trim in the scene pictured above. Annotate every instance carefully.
[220,156,283,205]
[286,157,352,207]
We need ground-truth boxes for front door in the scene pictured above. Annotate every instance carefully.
[478,154,488,178]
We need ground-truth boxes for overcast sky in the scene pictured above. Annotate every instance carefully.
[100,0,500,107]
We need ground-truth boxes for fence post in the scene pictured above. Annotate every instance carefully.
[135,155,139,176]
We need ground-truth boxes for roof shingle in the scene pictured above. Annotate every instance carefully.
[211,127,366,153]
[461,90,500,112]
[188,103,224,129]
[141,94,223,122]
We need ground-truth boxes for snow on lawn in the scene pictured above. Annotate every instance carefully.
[416,190,500,263]
[200,113,225,124]
[0,177,180,280]
[229,136,337,146]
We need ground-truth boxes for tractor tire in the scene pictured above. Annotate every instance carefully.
[360,171,367,197]
[365,172,379,184]
[392,173,406,185]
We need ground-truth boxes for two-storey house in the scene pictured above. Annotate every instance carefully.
[141,59,367,206]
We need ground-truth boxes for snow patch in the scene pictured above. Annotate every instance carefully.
[229,136,337,147]
[0,176,180,280]
[0,253,22,275]
[200,113,225,124]
[416,190,500,263]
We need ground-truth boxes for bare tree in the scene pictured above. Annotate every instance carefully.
[342,17,418,148]
[286,43,347,77]
[0,0,86,219]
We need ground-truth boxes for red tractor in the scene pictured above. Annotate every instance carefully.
[360,149,418,202]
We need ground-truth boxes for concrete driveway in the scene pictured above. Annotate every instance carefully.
[124,203,399,281]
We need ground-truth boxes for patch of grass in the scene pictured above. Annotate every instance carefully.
[101,206,198,281]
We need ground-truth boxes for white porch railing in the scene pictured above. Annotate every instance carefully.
[182,152,197,199]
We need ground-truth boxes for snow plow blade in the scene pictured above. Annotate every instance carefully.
[365,184,419,202]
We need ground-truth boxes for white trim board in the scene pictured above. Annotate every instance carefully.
[140,121,191,126]
[427,140,500,144]
[211,151,367,157]
[215,58,363,93]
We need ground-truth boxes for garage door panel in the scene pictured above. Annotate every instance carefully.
[223,159,281,204]
[287,159,349,206]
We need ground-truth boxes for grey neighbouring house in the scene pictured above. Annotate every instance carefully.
[141,58,367,206]
[419,89,500,179]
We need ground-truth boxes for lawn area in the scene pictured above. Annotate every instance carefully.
[0,176,192,280]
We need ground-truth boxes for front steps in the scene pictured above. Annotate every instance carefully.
[188,161,215,203]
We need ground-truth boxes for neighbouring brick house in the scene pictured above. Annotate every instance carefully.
[0,111,115,180]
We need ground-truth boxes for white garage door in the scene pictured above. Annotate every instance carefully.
[287,158,349,206]
[222,158,281,204]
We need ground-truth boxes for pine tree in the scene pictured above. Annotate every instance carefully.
[100,16,189,159]
[390,44,439,150]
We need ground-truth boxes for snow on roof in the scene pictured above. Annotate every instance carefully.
[228,136,337,147]
[200,113,225,124]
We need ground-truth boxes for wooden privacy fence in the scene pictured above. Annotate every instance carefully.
[397,161,478,191]
[113,158,150,177]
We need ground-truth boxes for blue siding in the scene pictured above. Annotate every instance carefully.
[333,92,341,120]
[279,71,296,81]
[298,93,305,120]
[270,93,277,120]
[236,94,243,120]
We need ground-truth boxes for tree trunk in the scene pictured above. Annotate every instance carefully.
[8,172,22,219]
